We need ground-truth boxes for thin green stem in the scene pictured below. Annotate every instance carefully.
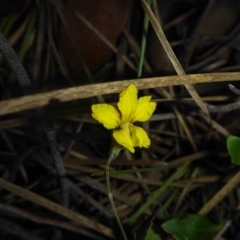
[128,161,190,224]
[137,0,152,77]
[105,144,127,240]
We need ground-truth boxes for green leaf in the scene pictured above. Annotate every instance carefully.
[227,135,240,166]
[161,214,220,240]
[134,214,155,240]
[145,227,162,240]
[133,214,163,240]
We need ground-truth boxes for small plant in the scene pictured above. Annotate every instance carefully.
[227,135,240,166]
[92,83,156,240]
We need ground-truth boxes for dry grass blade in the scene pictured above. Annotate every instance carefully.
[1,2,240,238]
[0,178,114,238]
[172,107,197,151]
[122,28,152,74]
[200,114,230,136]
[0,203,104,239]
[229,84,240,95]
[173,168,199,215]
[51,0,105,102]
[32,1,45,79]
[163,8,196,31]
[141,0,209,116]
[198,170,240,215]
[8,16,30,46]
[46,3,67,77]
[78,175,135,206]
[182,0,216,67]
[51,0,94,82]
[75,11,136,72]
[0,72,239,116]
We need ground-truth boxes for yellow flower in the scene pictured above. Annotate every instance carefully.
[91,84,156,153]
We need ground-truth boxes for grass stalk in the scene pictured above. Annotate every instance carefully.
[128,161,190,224]
[138,0,152,77]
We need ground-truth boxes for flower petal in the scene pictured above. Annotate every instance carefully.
[92,104,120,129]
[113,123,134,153]
[130,96,156,122]
[130,125,150,148]
[118,84,138,123]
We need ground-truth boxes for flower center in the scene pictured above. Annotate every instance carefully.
[120,122,130,131]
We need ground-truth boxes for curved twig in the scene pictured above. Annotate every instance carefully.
[229,84,240,96]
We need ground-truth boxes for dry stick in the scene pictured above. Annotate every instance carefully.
[75,11,137,72]
[70,183,113,219]
[141,0,209,116]
[188,26,240,73]
[141,1,233,138]
[141,0,207,151]
[0,178,114,238]
[163,8,196,31]
[9,145,43,182]
[229,84,240,96]
[0,31,69,207]
[182,0,216,68]
[53,0,104,103]
[206,84,240,113]
[63,122,84,160]
[32,152,114,219]
[0,33,31,90]
[198,170,240,215]
[44,119,70,207]
[200,113,229,137]
[0,203,104,240]
[0,72,239,117]
[0,217,45,240]
[141,1,237,218]
[206,102,240,113]
[214,203,240,238]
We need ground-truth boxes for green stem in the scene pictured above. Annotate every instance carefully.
[105,144,128,240]
[137,0,152,78]
[128,161,190,224]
